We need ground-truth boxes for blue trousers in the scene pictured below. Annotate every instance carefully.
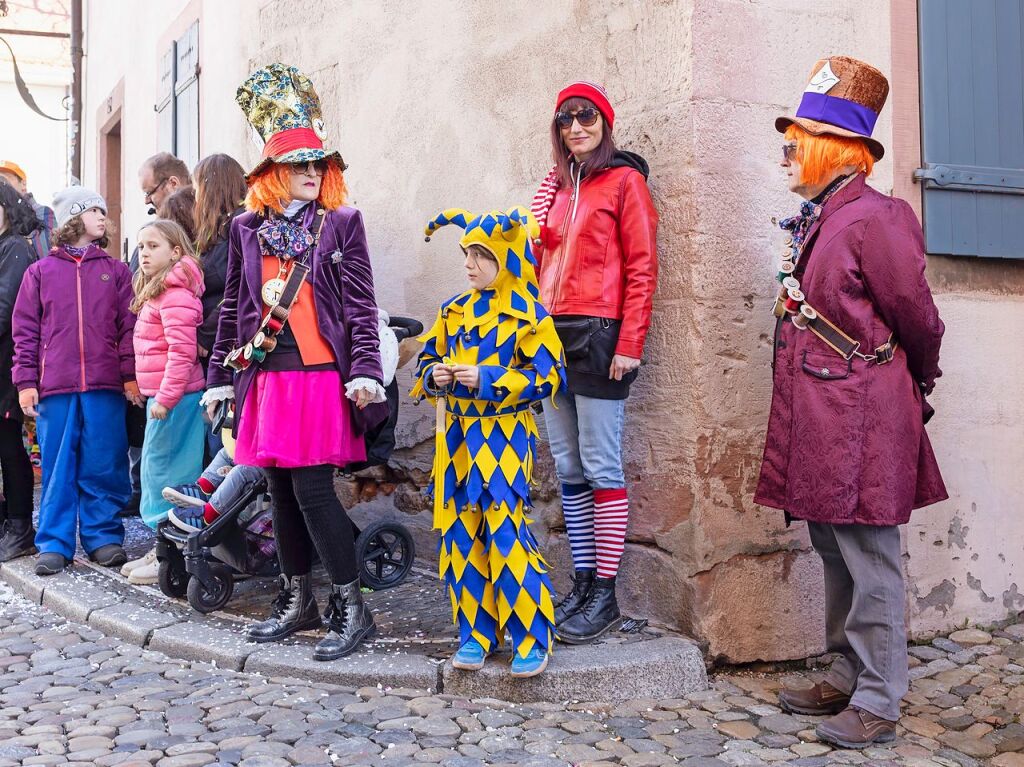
[140,392,206,529]
[36,391,129,559]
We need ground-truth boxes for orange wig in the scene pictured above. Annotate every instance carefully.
[244,160,348,216]
[785,124,875,188]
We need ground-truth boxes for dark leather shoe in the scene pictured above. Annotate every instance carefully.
[558,575,621,644]
[555,570,594,625]
[247,573,320,643]
[313,579,376,661]
[35,552,67,576]
[0,519,37,562]
[778,681,851,716]
[91,544,127,567]
[816,706,897,749]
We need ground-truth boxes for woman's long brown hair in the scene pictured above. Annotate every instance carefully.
[193,153,246,254]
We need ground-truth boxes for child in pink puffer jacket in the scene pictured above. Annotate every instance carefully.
[131,219,206,531]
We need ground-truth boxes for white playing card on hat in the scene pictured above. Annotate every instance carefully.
[805,61,840,94]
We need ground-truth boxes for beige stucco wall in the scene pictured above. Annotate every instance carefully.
[76,0,1022,664]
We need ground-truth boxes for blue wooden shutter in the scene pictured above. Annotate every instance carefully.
[917,0,1024,258]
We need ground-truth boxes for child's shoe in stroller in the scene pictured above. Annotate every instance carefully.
[168,505,214,534]
[451,638,488,671]
[247,573,321,643]
[313,580,376,661]
[510,646,549,678]
[121,547,156,577]
[162,483,209,509]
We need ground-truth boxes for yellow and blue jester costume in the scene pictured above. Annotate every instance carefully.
[411,207,566,670]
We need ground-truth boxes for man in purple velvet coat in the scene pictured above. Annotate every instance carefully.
[756,57,947,749]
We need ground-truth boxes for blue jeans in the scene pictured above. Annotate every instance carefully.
[36,391,129,559]
[140,392,206,529]
[543,391,626,489]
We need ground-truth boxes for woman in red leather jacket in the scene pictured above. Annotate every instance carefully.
[531,81,658,643]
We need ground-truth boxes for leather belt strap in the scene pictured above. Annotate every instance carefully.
[223,208,327,372]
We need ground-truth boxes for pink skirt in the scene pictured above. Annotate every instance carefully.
[235,370,366,468]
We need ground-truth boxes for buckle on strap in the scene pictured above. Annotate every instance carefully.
[856,335,897,365]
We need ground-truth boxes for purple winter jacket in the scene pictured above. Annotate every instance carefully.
[208,204,387,435]
[12,245,136,398]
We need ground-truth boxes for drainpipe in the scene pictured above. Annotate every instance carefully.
[70,0,82,182]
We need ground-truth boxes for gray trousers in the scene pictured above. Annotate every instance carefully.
[807,522,908,722]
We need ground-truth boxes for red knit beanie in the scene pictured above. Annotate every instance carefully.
[556,81,615,131]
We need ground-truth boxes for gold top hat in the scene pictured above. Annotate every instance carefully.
[236,63,345,180]
[775,56,890,160]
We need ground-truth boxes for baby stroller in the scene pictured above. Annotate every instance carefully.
[156,314,424,614]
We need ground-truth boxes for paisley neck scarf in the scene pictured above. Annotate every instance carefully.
[779,173,852,266]
[257,205,314,261]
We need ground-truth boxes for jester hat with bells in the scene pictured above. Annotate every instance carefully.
[424,206,544,330]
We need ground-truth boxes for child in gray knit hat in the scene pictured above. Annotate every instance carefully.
[51,186,107,229]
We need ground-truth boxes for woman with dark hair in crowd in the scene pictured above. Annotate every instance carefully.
[0,184,40,561]
[530,81,659,644]
[157,187,197,244]
[192,154,247,364]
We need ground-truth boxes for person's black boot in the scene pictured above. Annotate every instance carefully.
[246,573,320,643]
[0,519,37,562]
[554,569,595,626]
[313,579,376,661]
[558,575,622,644]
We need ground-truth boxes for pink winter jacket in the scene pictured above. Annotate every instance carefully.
[133,258,205,409]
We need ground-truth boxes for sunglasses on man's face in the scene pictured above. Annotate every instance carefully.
[782,143,799,163]
[287,160,329,175]
[555,107,601,130]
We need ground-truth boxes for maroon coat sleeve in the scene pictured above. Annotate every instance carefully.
[114,262,137,384]
[11,263,41,392]
[339,210,383,384]
[860,200,944,392]
[207,219,242,389]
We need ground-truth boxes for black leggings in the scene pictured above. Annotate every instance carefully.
[265,465,357,584]
[0,417,33,523]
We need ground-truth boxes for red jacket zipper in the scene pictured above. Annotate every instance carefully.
[76,261,86,390]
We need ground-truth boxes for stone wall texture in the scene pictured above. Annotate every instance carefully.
[80,0,1023,664]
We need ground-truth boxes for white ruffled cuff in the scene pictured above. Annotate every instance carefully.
[346,377,387,404]
[200,386,235,407]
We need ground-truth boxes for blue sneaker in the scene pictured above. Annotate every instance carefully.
[451,639,488,671]
[162,483,209,508]
[510,646,549,678]
[168,505,211,534]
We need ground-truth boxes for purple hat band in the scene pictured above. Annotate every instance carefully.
[795,92,879,137]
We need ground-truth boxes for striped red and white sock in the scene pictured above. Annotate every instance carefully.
[593,488,629,579]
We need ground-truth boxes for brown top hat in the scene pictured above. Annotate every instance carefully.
[775,56,890,160]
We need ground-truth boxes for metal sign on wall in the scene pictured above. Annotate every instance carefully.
[917,0,1024,259]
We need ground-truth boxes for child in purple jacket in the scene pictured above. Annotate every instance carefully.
[12,187,140,576]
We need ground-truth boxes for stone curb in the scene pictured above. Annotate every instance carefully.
[1,557,709,702]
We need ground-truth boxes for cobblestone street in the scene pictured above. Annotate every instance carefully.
[1,582,1022,767]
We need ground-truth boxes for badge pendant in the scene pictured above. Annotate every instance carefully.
[262,277,286,307]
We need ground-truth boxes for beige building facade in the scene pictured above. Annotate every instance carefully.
[78,0,1022,664]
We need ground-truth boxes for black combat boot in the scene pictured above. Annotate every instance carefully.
[313,579,376,661]
[554,569,595,625]
[246,573,320,643]
[557,575,622,644]
[0,519,37,562]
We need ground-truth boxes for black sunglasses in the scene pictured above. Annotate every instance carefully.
[782,143,799,163]
[286,160,329,175]
[555,107,601,129]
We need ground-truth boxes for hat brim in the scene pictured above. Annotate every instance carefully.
[775,115,884,160]
[245,148,347,182]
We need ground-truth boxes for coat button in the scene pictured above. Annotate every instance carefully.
[821,368,830,376]
[482,482,490,490]
[530,327,537,335]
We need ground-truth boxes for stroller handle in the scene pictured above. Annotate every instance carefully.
[388,315,424,342]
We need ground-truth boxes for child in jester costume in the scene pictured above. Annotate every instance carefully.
[412,207,566,678]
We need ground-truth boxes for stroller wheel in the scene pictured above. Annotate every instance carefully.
[186,562,234,614]
[356,520,416,590]
[158,558,189,599]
